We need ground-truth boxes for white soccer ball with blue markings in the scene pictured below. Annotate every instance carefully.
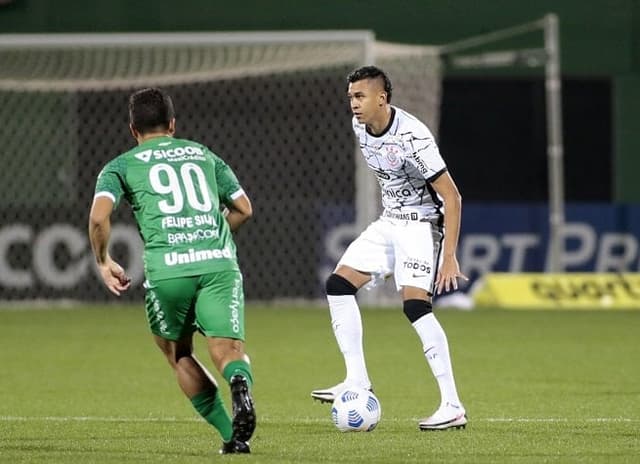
[331,387,381,432]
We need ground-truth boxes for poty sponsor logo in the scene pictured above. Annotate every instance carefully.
[530,274,640,301]
[403,260,431,274]
[168,229,220,245]
[475,273,640,310]
[412,154,430,176]
[372,168,391,180]
[383,187,412,198]
[135,150,153,162]
[153,146,204,159]
[135,146,205,162]
[383,211,420,221]
[229,277,241,333]
[149,290,170,335]
[164,247,232,266]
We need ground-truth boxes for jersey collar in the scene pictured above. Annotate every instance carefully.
[366,106,396,138]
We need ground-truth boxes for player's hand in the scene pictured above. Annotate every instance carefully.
[435,256,468,295]
[98,257,131,296]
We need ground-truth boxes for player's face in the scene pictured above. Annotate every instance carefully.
[347,79,387,125]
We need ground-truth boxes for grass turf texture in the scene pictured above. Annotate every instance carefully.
[0,305,638,463]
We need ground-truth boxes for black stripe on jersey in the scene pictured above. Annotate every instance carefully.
[425,181,444,208]
[407,136,440,179]
[430,224,445,295]
[360,142,385,170]
[413,142,435,156]
[398,132,430,141]
[426,176,445,228]
[427,167,447,183]
[397,130,431,142]
[404,134,433,150]
[398,165,428,206]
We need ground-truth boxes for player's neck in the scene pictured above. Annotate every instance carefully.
[366,106,393,136]
[137,131,172,145]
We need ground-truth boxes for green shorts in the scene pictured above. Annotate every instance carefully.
[144,270,245,341]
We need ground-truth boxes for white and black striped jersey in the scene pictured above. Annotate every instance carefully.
[352,106,447,224]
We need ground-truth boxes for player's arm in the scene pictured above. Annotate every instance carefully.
[88,196,131,296]
[223,191,253,232]
[430,172,468,294]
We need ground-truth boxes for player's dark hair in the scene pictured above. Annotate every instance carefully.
[347,65,393,103]
[129,88,175,134]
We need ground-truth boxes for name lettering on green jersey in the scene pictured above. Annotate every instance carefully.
[161,214,219,229]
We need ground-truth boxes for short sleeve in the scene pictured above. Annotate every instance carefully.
[94,157,126,208]
[406,126,447,182]
[214,156,243,204]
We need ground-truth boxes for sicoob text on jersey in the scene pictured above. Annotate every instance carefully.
[135,145,206,163]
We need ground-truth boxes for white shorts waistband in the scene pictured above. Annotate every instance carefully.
[382,210,429,222]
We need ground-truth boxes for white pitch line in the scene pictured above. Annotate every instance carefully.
[483,417,637,423]
[0,416,201,423]
[0,416,637,424]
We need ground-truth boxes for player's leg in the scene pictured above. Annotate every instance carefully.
[207,338,255,447]
[153,335,237,443]
[145,278,237,448]
[393,222,466,430]
[311,265,372,402]
[311,220,393,403]
[401,289,466,430]
[195,271,256,448]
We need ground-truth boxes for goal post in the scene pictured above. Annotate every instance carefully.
[0,31,443,303]
[0,31,376,91]
[439,13,566,273]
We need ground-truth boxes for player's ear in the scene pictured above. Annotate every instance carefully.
[129,123,138,140]
[168,118,176,135]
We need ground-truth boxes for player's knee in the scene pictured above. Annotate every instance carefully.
[403,299,432,323]
[326,273,358,296]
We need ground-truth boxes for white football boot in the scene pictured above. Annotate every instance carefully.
[310,381,372,404]
[418,402,468,430]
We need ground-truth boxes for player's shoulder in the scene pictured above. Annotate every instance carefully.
[174,137,221,159]
[99,149,130,173]
[394,106,434,139]
[173,136,208,149]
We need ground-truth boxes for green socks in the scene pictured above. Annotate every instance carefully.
[190,388,233,442]
[190,360,254,443]
[222,359,254,388]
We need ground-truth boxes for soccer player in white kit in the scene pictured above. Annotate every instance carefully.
[311,66,468,431]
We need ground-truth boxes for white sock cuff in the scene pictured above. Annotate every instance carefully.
[327,294,357,305]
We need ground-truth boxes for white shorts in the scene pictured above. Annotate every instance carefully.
[337,217,444,293]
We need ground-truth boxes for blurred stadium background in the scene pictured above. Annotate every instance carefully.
[0,0,639,306]
[1,2,639,463]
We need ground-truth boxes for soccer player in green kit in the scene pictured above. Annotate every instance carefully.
[88,88,256,454]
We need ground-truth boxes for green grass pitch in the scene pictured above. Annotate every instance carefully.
[1,304,638,463]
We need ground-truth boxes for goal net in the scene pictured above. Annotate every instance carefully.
[0,31,441,303]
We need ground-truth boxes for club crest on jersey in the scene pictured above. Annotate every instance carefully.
[385,146,401,168]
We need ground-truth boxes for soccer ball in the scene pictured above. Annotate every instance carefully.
[331,387,381,432]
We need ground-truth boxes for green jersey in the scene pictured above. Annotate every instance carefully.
[94,136,243,281]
